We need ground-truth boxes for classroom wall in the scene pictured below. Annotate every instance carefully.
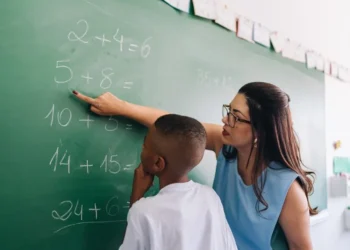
[229,0,350,248]
[310,76,350,250]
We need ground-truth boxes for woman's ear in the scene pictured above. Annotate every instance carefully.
[253,138,258,148]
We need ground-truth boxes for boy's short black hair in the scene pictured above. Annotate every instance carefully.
[153,114,207,174]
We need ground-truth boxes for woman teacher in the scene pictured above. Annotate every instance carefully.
[73,82,316,250]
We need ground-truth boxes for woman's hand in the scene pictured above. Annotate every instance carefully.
[73,90,127,116]
[73,90,169,128]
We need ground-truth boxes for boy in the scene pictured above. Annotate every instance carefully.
[119,114,237,250]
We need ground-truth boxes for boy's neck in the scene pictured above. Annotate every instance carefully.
[159,175,190,189]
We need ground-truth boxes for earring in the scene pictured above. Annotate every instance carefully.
[254,138,257,148]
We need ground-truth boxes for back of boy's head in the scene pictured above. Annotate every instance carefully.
[152,114,206,177]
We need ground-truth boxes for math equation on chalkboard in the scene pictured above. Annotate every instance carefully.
[54,19,152,89]
[46,19,150,234]
[52,196,128,234]
[66,19,152,55]
[44,104,133,131]
[49,145,136,174]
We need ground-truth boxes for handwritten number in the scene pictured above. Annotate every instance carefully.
[105,116,118,131]
[49,147,71,174]
[109,155,121,174]
[49,147,59,171]
[100,68,114,89]
[45,105,72,127]
[54,60,73,84]
[57,108,72,127]
[197,69,210,84]
[74,200,84,221]
[141,37,152,58]
[59,150,71,174]
[113,29,124,52]
[52,200,73,221]
[100,154,121,174]
[44,104,55,126]
[68,19,89,44]
[105,196,120,216]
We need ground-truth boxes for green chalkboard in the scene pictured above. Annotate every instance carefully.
[0,0,326,249]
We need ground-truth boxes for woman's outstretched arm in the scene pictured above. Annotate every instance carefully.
[73,91,223,155]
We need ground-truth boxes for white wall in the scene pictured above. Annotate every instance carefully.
[310,77,350,250]
[229,0,350,249]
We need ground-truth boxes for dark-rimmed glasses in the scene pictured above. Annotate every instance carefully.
[222,104,251,128]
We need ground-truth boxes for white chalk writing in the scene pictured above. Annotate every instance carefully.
[67,19,89,44]
[65,20,153,58]
[49,147,71,174]
[54,60,73,84]
[197,68,233,87]
[52,196,128,233]
[100,154,121,174]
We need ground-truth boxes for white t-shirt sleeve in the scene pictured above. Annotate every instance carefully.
[119,204,146,250]
[213,190,238,250]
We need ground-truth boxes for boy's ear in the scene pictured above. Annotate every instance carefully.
[154,156,166,173]
[147,155,165,175]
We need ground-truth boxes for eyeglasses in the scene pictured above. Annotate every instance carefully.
[222,104,251,128]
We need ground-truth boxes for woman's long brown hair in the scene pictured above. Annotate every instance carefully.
[223,82,318,215]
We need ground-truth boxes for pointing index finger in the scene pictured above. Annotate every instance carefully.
[73,90,95,105]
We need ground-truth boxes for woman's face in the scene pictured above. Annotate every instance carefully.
[221,94,254,149]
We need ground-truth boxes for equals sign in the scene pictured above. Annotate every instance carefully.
[123,163,134,170]
[123,201,130,209]
[125,124,132,130]
[123,82,133,89]
[128,44,139,52]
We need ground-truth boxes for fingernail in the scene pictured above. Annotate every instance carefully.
[72,90,78,95]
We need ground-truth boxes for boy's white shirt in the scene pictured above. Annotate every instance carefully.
[119,180,237,250]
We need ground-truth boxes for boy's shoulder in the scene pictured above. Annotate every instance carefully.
[130,197,152,212]
[126,195,165,225]
[127,182,224,228]
[126,198,149,224]
[128,195,161,217]
[131,182,221,213]
[194,182,222,201]
[196,182,219,193]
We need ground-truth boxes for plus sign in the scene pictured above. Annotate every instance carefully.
[79,115,94,128]
[81,72,93,84]
[95,34,111,47]
[80,160,93,174]
[88,203,101,220]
